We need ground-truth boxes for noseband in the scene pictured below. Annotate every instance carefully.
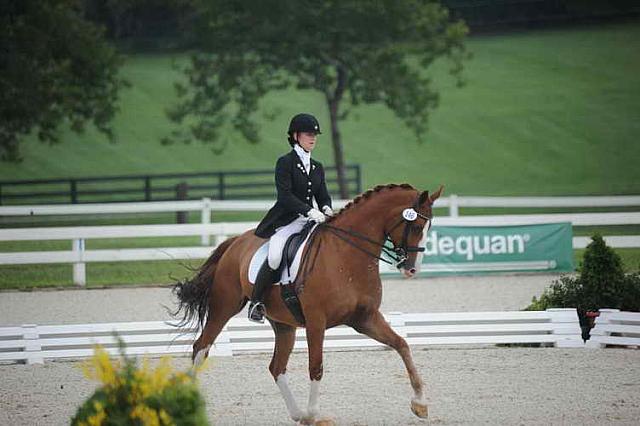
[320,193,432,269]
[384,196,431,269]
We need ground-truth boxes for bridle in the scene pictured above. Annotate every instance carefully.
[384,197,432,269]
[319,193,432,269]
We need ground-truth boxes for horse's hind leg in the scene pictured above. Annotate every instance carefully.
[193,279,245,367]
[268,320,305,422]
[353,310,428,419]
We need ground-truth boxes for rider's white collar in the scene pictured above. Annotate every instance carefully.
[293,144,311,173]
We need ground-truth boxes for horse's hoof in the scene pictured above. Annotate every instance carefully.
[315,418,336,426]
[411,399,429,418]
[298,417,315,426]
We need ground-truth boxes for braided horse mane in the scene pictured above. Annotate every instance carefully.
[326,183,416,223]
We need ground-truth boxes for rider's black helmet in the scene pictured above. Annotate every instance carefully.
[287,113,321,146]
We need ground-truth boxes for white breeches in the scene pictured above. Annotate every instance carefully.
[268,217,307,269]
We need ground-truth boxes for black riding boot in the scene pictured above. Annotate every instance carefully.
[248,260,278,323]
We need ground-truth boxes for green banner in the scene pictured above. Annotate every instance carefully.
[380,222,574,275]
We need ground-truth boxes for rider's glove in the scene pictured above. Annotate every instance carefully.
[307,208,326,223]
[322,205,334,217]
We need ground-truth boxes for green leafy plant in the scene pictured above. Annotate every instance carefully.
[72,337,208,426]
[527,234,640,338]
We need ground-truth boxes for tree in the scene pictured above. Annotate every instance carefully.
[167,0,468,198]
[0,0,126,162]
[83,0,193,42]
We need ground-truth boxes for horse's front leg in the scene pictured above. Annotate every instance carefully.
[301,321,329,425]
[268,320,305,422]
[353,311,428,419]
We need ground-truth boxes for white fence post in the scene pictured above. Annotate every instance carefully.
[72,238,86,286]
[200,197,212,246]
[22,324,43,365]
[215,222,228,247]
[449,194,459,217]
[546,308,584,348]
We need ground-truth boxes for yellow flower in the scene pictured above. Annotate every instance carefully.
[131,403,160,426]
[78,344,203,426]
[172,371,191,385]
[149,357,173,392]
[84,400,106,426]
[159,409,174,426]
[80,345,119,387]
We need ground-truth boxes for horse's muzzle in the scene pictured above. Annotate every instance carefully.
[402,267,417,278]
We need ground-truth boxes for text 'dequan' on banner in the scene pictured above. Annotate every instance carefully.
[379,222,574,275]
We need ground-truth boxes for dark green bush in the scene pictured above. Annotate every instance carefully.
[526,234,640,340]
[527,234,640,313]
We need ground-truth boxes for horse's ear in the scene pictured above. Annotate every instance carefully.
[428,185,444,204]
[418,190,430,206]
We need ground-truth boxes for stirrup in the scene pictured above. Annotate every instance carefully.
[248,302,265,323]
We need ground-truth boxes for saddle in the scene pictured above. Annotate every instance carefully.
[280,221,315,278]
[248,221,318,324]
[279,221,315,324]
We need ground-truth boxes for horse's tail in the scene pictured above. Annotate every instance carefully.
[171,236,239,330]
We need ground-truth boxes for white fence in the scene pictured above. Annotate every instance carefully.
[1,213,640,285]
[0,308,583,365]
[1,196,638,285]
[444,195,640,216]
[586,309,640,349]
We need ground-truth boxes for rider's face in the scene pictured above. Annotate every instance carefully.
[296,132,318,152]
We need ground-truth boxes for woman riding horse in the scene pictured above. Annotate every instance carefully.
[172,139,443,423]
[249,112,334,323]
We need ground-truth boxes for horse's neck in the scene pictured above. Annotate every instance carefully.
[332,191,412,244]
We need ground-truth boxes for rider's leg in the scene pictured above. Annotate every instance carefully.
[248,218,306,322]
[248,260,277,323]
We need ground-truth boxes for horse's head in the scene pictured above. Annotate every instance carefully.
[385,185,444,278]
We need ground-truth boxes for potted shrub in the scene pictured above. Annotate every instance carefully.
[527,234,640,340]
[72,337,208,426]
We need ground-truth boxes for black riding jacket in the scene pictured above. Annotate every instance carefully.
[255,149,332,238]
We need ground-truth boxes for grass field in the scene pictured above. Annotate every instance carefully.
[1,22,639,289]
[2,22,639,196]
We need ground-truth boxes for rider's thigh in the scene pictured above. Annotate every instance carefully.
[268,237,286,269]
[268,218,306,269]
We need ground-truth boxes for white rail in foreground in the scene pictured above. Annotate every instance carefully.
[586,309,640,349]
[0,309,583,365]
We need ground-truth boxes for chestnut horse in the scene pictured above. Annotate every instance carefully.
[172,183,443,424]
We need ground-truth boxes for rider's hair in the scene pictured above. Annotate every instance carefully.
[287,133,297,147]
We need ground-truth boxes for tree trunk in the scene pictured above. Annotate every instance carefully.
[326,65,349,199]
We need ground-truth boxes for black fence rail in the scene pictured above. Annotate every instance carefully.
[443,0,640,30]
[0,165,361,205]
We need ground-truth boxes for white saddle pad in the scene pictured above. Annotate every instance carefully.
[248,224,319,285]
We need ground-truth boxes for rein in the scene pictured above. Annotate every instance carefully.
[318,194,432,269]
[320,223,401,265]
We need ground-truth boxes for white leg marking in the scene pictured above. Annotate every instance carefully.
[192,344,210,370]
[276,373,305,421]
[412,394,427,406]
[307,380,321,419]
